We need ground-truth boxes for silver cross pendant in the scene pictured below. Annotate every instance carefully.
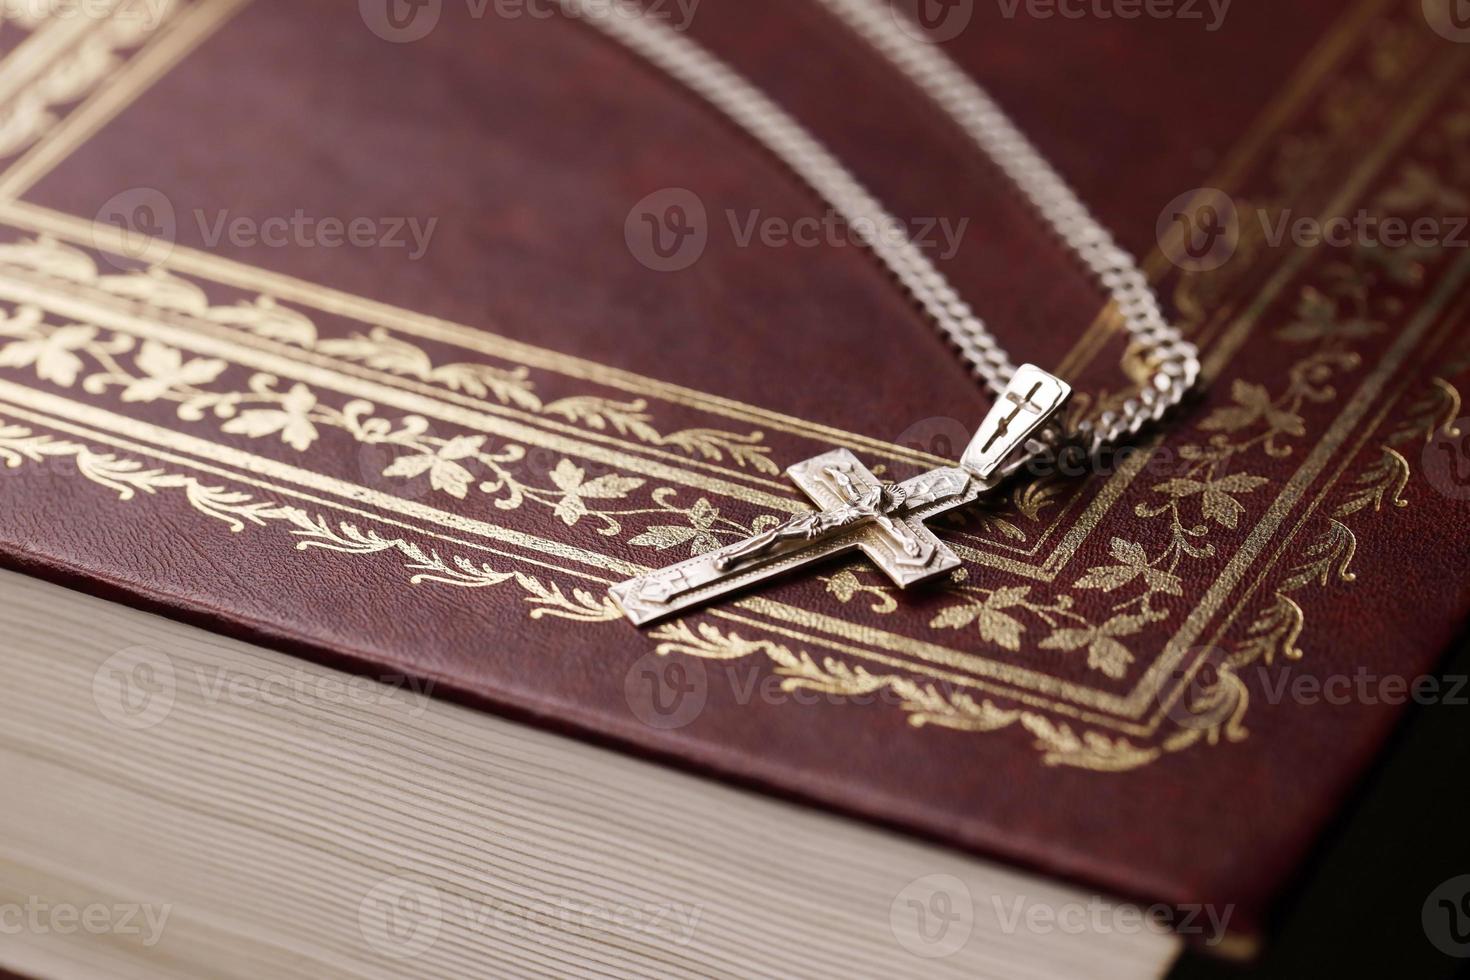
[610,365,1071,626]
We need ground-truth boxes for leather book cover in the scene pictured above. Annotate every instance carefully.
[2,0,1468,949]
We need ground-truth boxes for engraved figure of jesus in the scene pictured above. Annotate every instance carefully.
[714,464,930,571]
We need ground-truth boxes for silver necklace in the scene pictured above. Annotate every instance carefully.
[562,0,1202,626]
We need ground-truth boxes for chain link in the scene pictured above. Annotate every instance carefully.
[563,0,1200,454]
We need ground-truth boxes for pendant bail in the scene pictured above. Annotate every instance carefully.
[959,365,1072,481]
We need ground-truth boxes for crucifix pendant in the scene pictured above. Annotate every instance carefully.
[610,365,1071,626]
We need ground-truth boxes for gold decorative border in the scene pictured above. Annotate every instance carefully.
[0,0,247,198]
[0,1,180,160]
[0,403,625,621]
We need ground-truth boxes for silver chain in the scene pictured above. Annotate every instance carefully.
[561,0,1200,453]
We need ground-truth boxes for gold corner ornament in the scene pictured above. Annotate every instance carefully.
[611,366,1071,625]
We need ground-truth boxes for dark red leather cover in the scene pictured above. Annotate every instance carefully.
[2,0,1468,947]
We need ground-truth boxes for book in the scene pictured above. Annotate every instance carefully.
[2,0,1468,974]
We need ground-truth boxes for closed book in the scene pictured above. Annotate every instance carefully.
[1,0,1468,974]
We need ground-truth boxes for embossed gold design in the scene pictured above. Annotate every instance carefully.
[0,0,249,200]
[820,566,898,614]
[0,411,623,621]
[1335,446,1410,516]
[1222,72,1470,707]
[0,235,784,473]
[649,620,1161,770]
[0,297,808,546]
[1235,595,1306,666]
[319,327,540,407]
[1387,376,1462,445]
[0,1,179,160]
[929,571,1088,656]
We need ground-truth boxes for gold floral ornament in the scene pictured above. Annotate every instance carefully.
[119,340,226,403]
[0,3,181,161]
[627,496,724,556]
[1037,614,1156,680]
[1275,286,1384,343]
[0,236,778,471]
[0,308,95,386]
[649,621,1159,770]
[1335,446,1410,518]
[0,305,779,545]
[0,413,623,622]
[543,396,778,474]
[929,585,1033,651]
[382,433,485,499]
[1200,379,1307,446]
[220,381,320,452]
[318,327,541,409]
[546,459,645,530]
[1375,161,1470,214]
[1150,472,1271,531]
[928,580,1084,654]
[1074,537,1183,595]
[316,335,779,471]
[820,566,898,614]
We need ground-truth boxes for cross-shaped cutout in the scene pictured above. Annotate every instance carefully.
[976,382,1049,455]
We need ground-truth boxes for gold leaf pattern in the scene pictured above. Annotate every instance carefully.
[0,413,622,622]
[0,320,94,386]
[820,566,898,614]
[1199,379,1306,439]
[1152,473,1270,529]
[643,617,1171,765]
[220,381,319,452]
[1334,446,1410,517]
[120,340,226,403]
[1275,286,1383,343]
[319,327,542,409]
[0,301,794,546]
[927,576,1081,657]
[1038,614,1153,680]
[1279,519,1359,592]
[0,235,777,470]
[547,459,645,530]
[382,433,484,499]
[1234,594,1306,666]
[0,4,179,159]
[1074,537,1183,595]
[1387,377,1461,446]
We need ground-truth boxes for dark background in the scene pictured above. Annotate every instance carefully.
[1171,630,1470,978]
